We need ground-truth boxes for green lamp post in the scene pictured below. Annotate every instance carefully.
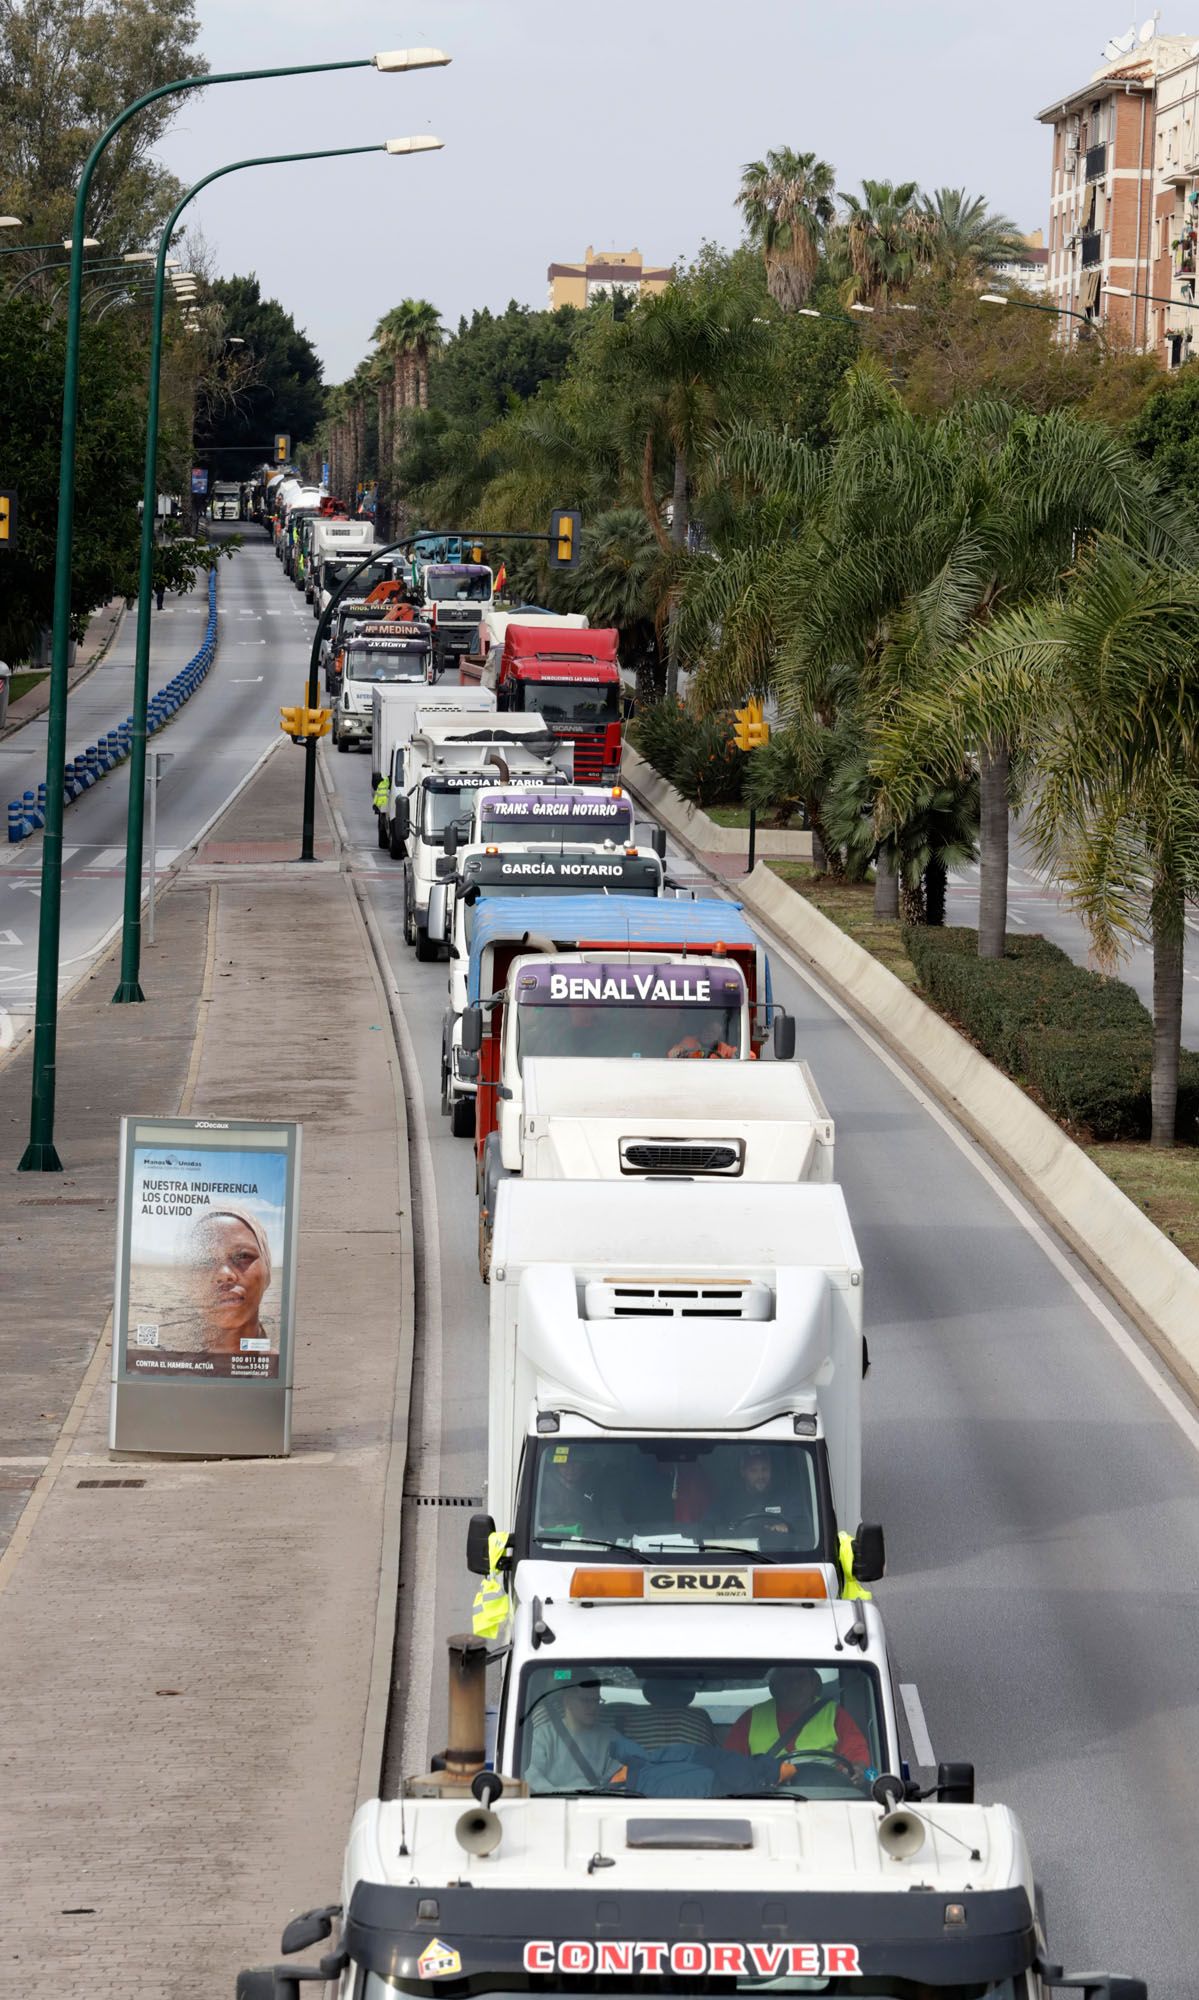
[19,46,450,1171]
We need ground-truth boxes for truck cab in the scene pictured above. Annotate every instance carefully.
[324,592,410,688]
[490,623,622,781]
[305,517,375,601]
[332,621,433,751]
[476,1175,865,1552]
[436,847,667,1125]
[400,758,560,954]
[417,561,494,676]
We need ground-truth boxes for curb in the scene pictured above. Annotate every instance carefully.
[622,765,1199,1406]
[622,743,813,858]
[7,571,218,842]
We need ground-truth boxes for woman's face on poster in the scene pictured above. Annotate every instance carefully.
[196,1217,269,1349]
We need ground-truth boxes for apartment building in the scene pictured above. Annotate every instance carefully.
[547,247,673,310]
[1037,30,1199,360]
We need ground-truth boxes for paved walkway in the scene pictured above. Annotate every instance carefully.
[0,597,126,741]
[0,746,412,1996]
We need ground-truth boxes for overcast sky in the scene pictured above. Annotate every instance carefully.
[157,0,1139,382]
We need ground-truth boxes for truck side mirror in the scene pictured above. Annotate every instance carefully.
[467,1511,497,1576]
[935,1761,974,1804]
[773,1010,796,1061]
[427,883,448,943]
[1057,1981,1147,2000]
[443,825,458,857]
[395,797,410,841]
[237,1972,325,1999]
[458,1052,479,1080]
[461,1006,483,1053]
[649,825,667,859]
[281,1908,339,1954]
[851,1521,886,1583]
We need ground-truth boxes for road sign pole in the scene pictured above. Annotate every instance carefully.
[147,750,159,944]
[747,802,757,875]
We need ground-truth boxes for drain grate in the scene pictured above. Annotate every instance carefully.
[77,1478,146,1489]
[408,1493,482,1508]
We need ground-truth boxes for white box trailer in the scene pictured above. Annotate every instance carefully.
[485,1178,866,1559]
[370,684,496,791]
[516,1055,834,1183]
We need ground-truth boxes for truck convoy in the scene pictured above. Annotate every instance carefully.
[236,649,1143,2000]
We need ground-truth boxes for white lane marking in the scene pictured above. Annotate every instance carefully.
[900,1684,936,1767]
[79,847,126,871]
[0,929,19,945]
[231,676,265,683]
[760,921,1199,1456]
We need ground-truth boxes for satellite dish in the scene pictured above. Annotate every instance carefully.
[1139,13,1158,40]
[1103,25,1136,56]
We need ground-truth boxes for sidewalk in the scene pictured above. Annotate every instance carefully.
[0,596,126,741]
[0,745,412,1997]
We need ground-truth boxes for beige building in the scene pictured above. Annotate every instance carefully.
[1037,30,1199,361]
[547,246,673,310]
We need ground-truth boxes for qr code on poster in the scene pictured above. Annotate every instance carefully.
[134,1323,160,1348]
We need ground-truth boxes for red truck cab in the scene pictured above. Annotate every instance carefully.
[493,625,622,782]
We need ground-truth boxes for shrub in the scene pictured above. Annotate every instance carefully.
[902,925,1199,1141]
[630,704,746,807]
[629,702,695,787]
[742,730,812,828]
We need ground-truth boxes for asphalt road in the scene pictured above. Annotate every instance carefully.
[0,525,310,1051]
[79,536,1195,1996]
[947,827,1199,1047]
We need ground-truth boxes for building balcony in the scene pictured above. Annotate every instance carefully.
[1085,141,1107,181]
[1080,231,1102,268]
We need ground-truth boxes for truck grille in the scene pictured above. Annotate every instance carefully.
[619,1140,745,1176]
[570,735,605,780]
[583,1277,772,1321]
[437,607,482,626]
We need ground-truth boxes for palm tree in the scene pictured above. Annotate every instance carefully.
[403,298,444,408]
[559,506,670,705]
[903,538,1199,1145]
[830,178,927,306]
[736,148,836,311]
[920,188,1028,282]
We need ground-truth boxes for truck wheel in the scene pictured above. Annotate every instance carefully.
[440,1059,451,1116]
[377,814,389,850]
[478,1207,493,1283]
[450,1095,475,1139]
[337,731,349,753]
[403,880,417,944]
[415,925,438,962]
[389,820,406,861]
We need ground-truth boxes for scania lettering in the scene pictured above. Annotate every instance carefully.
[475,1176,866,1579]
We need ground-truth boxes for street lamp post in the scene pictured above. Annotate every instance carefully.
[111,133,443,1006]
[978,290,1101,333]
[19,46,450,1171]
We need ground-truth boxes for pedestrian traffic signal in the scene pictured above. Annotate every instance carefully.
[0,488,16,551]
[548,507,581,568]
[274,432,291,464]
[732,699,770,752]
[280,705,332,742]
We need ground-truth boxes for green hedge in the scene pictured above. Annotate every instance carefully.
[903,925,1199,1142]
[629,704,746,807]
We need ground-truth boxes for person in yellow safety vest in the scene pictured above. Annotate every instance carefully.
[724,1665,872,1767]
[472,1530,511,1639]
[373,775,389,814]
[838,1530,873,1602]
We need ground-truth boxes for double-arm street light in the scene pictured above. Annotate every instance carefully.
[111,131,444,1007]
[19,45,451,1171]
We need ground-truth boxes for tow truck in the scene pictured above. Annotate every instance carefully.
[235,1630,1141,2000]
[471,1175,869,1577]
[433,849,668,1135]
[332,622,433,752]
[484,622,623,781]
[323,595,399,691]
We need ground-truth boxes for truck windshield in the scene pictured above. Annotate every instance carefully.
[345,645,428,682]
[514,680,620,727]
[516,1658,883,1799]
[324,559,385,596]
[517,1002,741,1061]
[424,571,491,601]
[529,1438,823,1562]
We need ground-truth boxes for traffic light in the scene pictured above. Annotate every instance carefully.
[466,543,485,564]
[0,488,16,552]
[548,507,581,568]
[274,432,291,464]
[732,699,770,752]
[280,705,332,742]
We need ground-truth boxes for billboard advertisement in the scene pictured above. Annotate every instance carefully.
[190,466,209,496]
[110,1118,301,1455]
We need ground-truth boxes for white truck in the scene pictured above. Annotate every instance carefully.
[332,621,433,752]
[432,849,669,1133]
[516,1055,834,1183]
[478,1176,866,1562]
[397,749,563,956]
[304,517,375,601]
[239,1639,1143,2000]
